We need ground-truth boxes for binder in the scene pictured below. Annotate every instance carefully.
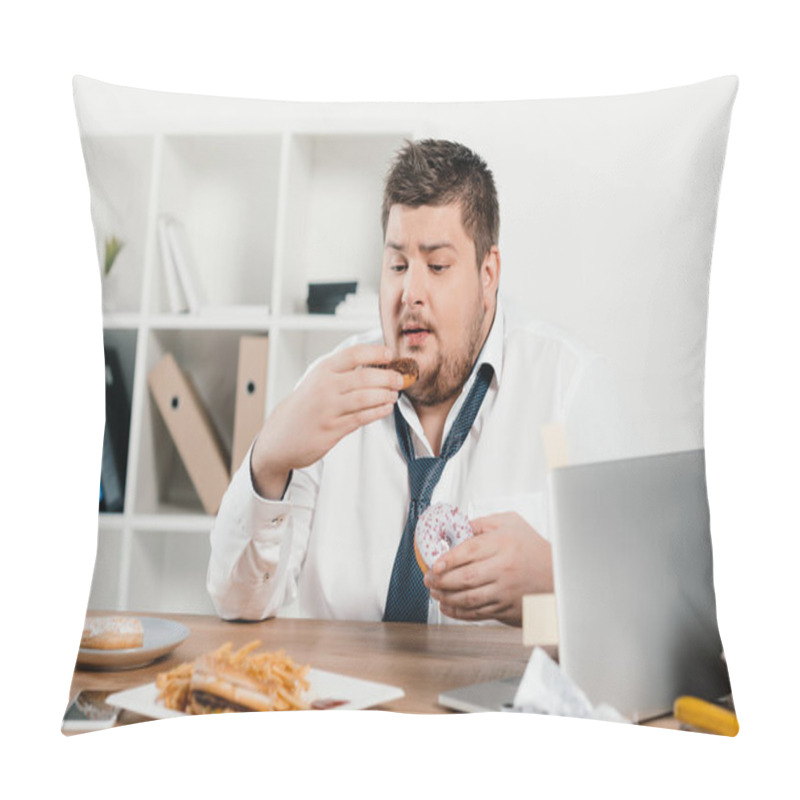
[147,353,230,515]
[100,346,131,512]
[231,335,269,474]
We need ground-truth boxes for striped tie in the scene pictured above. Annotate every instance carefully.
[383,363,494,623]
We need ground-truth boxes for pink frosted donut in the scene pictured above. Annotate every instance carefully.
[414,502,473,574]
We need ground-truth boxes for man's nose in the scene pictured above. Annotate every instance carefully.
[401,262,427,306]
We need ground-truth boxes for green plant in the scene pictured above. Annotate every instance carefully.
[104,236,124,275]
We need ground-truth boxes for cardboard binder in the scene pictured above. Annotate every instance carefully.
[147,353,230,515]
[231,335,269,474]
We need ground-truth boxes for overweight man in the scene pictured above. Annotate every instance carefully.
[208,139,623,626]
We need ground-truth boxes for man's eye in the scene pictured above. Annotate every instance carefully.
[429,264,449,273]
[390,263,407,272]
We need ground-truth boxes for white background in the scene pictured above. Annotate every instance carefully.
[2,0,797,796]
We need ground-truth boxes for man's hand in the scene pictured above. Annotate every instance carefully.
[423,512,553,626]
[250,344,403,499]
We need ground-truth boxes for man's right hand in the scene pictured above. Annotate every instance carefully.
[250,344,403,499]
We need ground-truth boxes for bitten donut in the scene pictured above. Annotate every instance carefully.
[368,358,419,389]
[81,616,144,650]
[413,502,473,575]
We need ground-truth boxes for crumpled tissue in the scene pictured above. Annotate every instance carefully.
[509,647,630,723]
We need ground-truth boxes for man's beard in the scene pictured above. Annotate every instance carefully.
[404,303,487,408]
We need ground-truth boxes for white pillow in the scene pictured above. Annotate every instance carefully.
[71,74,737,726]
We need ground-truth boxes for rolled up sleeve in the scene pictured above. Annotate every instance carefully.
[207,441,318,620]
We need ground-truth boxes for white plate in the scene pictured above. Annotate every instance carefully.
[107,669,404,716]
[77,617,190,670]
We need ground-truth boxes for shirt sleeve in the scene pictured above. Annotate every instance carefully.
[206,440,320,620]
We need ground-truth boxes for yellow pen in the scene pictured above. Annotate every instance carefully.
[673,696,739,736]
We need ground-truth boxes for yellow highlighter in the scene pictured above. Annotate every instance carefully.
[673,696,739,736]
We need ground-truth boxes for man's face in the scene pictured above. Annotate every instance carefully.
[379,203,499,407]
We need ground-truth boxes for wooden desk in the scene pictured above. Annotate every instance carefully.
[68,614,541,722]
[67,613,682,731]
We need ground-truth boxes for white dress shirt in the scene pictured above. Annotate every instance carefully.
[208,305,627,622]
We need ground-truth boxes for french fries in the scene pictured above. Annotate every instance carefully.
[156,641,310,713]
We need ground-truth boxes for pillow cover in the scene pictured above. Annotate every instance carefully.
[69,75,737,732]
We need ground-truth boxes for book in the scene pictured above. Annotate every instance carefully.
[157,215,189,313]
[164,216,205,313]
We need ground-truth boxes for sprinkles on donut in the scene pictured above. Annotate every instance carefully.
[414,502,473,574]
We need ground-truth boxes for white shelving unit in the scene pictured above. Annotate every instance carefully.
[85,120,417,613]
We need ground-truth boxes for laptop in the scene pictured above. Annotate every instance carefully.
[439,449,731,721]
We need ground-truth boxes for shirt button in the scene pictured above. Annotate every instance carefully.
[267,514,286,528]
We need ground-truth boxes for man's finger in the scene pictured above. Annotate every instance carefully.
[430,533,496,576]
[439,599,511,622]
[427,552,500,593]
[430,581,497,611]
[341,364,405,394]
[469,515,502,536]
[338,388,399,416]
[329,344,392,373]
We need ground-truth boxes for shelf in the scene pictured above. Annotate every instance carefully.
[140,312,381,332]
[278,132,410,315]
[103,313,143,329]
[83,121,417,614]
[145,309,272,330]
[153,134,282,314]
[275,313,381,332]
[98,513,126,531]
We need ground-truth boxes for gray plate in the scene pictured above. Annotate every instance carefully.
[77,617,190,671]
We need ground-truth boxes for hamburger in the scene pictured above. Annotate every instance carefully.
[157,641,310,713]
[187,654,287,713]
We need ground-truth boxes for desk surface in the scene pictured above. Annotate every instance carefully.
[67,613,680,729]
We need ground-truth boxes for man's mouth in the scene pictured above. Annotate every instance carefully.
[401,326,431,348]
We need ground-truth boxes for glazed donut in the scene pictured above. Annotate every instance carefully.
[81,616,144,650]
[413,502,473,574]
[367,358,419,389]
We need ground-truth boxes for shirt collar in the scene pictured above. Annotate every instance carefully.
[396,300,505,455]
[478,299,505,389]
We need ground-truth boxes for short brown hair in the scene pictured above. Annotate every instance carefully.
[381,139,499,267]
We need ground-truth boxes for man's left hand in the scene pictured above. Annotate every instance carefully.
[423,512,553,626]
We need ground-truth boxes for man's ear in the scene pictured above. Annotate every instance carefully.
[481,246,501,305]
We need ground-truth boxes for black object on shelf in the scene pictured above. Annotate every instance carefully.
[100,346,131,513]
[307,281,357,314]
